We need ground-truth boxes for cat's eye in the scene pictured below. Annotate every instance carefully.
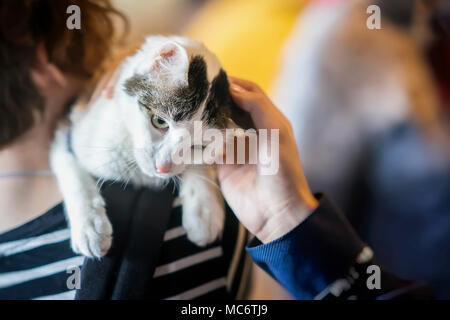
[151,115,169,130]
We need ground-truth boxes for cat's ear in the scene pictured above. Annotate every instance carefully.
[148,42,189,85]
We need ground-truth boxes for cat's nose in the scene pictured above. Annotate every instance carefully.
[155,162,172,174]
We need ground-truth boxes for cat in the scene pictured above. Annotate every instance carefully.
[50,36,235,258]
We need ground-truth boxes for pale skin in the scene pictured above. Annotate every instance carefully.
[216,77,318,244]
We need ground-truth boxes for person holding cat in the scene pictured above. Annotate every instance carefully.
[0,0,435,300]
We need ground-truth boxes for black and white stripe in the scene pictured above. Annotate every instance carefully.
[0,197,248,300]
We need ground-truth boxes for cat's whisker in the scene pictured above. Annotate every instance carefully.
[111,160,136,186]
[171,175,182,193]
[120,161,138,188]
[89,156,134,181]
[96,177,108,190]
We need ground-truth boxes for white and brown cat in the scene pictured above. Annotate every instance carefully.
[51,36,234,258]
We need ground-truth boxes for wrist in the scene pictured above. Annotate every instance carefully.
[257,194,318,244]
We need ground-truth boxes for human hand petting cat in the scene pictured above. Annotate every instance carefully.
[215,77,318,244]
[87,66,318,245]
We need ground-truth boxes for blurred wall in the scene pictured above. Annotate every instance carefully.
[184,0,308,92]
[113,0,202,43]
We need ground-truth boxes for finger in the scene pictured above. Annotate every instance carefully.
[229,85,259,114]
[230,84,272,115]
[228,76,261,93]
[230,85,288,131]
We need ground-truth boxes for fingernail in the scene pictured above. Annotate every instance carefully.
[230,84,244,93]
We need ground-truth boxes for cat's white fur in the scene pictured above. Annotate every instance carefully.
[51,36,225,257]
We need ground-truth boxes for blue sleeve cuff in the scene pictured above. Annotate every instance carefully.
[246,194,365,299]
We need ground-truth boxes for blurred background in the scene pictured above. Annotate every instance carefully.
[111,0,450,299]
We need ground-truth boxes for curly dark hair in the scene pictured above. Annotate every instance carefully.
[0,0,126,147]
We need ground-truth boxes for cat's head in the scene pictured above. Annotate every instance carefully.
[116,36,233,179]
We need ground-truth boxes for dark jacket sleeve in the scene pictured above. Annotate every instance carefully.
[246,195,434,300]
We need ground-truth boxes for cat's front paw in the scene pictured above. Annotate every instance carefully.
[182,193,225,247]
[70,203,113,258]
